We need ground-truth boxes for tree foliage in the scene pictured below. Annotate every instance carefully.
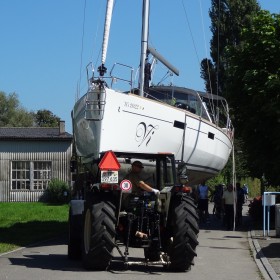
[202,1,280,185]
[0,91,33,127]
[201,0,260,95]
[33,109,60,127]
[200,58,216,94]
[226,11,280,185]
[0,91,61,128]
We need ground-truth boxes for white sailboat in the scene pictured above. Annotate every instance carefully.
[72,0,233,185]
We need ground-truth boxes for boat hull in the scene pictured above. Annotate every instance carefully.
[72,87,232,185]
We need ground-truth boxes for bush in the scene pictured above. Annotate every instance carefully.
[248,196,263,221]
[248,195,277,226]
[46,179,70,204]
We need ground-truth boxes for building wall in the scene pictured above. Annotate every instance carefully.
[0,140,72,202]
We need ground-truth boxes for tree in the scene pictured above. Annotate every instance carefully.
[33,109,60,127]
[200,0,261,186]
[226,11,280,185]
[0,91,33,127]
[200,58,217,94]
[200,0,260,95]
[0,91,61,128]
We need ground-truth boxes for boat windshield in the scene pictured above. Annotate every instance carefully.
[147,87,209,120]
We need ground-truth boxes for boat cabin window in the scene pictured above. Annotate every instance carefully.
[147,89,173,105]
[148,88,209,119]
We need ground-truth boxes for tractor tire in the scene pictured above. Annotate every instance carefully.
[169,194,199,272]
[82,199,116,270]
[68,208,82,260]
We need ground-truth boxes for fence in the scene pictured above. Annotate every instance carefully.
[5,190,46,202]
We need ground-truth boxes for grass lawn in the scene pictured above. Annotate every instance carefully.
[0,202,69,254]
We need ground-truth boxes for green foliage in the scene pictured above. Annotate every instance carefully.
[0,202,68,253]
[239,177,261,198]
[200,58,217,94]
[46,179,70,204]
[0,91,33,127]
[33,109,60,127]
[206,173,225,188]
[202,2,280,186]
[226,11,280,185]
[201,0,260,95]
[0,91,62,128]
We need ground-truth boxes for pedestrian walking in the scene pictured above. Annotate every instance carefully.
[236,183,245,227]
[242,184,249,202]
[197,180,209,223]
[222,184,234,230]
[213,184,224,219]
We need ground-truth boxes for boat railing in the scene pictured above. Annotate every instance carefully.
[109,62,134,92]
[85,61,136,94]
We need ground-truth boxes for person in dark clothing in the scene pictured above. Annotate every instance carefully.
[122,160,160,209]
[197,181,209,223]
[124,161,159,195]
[236,183,245,226]
[213,184,224,219]
[242,184,249,202]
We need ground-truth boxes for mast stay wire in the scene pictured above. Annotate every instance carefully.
[77,0,87,100]
[213,0,221,122]
[198,0,216,122]
[216,0,221,105]
[181,0,216,122]
[181,0,201,66]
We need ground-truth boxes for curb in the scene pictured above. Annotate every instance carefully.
[249,230,279,280]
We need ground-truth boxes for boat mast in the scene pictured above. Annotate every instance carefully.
[139,0,150,97]
[98,0,114,76]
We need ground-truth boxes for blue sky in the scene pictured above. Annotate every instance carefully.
[0,0,279,133]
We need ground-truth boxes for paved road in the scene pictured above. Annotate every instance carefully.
[0,203,262,280]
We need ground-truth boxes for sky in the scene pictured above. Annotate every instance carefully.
[0,0,279,133]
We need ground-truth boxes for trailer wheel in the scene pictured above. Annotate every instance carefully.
[82,199,116,270]
[68,208,82,260]
[169,195,199,272]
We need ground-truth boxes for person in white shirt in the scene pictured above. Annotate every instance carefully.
[222,184,235,230]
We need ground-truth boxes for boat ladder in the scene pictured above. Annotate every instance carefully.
[84,90,106,121]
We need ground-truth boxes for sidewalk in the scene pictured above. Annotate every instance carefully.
[251,229,280,280]
[206,201,280,280]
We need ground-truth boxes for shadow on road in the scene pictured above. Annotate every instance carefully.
[7,236,178,274]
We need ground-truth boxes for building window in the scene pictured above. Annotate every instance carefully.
[11,161,52,190]
[12,161,30,190]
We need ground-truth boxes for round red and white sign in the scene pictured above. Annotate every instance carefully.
[120,180,132,192]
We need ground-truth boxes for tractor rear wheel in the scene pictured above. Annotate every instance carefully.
[82,198,116,270]
[169,194,199,271]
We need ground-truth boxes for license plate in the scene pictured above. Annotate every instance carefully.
[101,170,118,183]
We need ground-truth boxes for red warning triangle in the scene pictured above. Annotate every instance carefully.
[98,151,121,171]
